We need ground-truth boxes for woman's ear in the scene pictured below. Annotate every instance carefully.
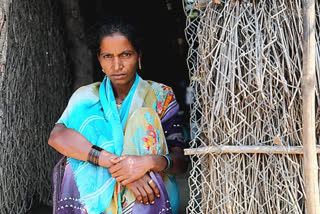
[138,58,142,70]
[138,52,142,70]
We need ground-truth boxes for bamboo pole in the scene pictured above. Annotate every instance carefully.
[302,0,320,212]
[184,145,320,155]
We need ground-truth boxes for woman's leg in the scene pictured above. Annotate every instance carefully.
[122,107,168,156]
[55,160,88,214]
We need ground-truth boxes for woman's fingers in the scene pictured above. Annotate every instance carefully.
[121,178,132,186]
[112,169,136,185]
[148,178,160,198]
[115,175,127,183]
[137,185,149,205]
[109,155,151,184]
[125,173,161,205]
[126,183,143,203]
[109,163,122,174]
[109,157,120,164]
[109,156,125,164]
[143,173,160,198]
[142,180,155,204]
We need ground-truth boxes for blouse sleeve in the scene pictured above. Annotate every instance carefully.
[159,87,187,150]
[162,112,186,149]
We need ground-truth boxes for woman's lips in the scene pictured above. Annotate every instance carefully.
[112,74,126,79]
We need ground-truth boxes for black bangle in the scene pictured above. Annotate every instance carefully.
[160,154,173,173]
[87,145,103,166]
[92,145,103,151]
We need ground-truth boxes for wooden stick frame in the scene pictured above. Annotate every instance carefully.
[184,145,320,155]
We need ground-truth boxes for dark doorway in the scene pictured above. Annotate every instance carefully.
[78,0,190,120]
[6,1,190,213]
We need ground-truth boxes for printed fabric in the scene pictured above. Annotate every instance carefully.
[55,74,181,214]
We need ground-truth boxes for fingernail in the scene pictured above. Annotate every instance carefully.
[157,194,160,198]
[146,202,149,205]
[151,201,154,204]
[140,201,143,203]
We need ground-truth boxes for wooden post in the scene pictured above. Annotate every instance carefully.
[302,0,320,213]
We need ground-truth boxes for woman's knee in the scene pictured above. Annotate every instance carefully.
[123,107,166,155]
[131,107,159,121]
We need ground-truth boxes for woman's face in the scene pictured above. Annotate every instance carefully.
[98,32,140,87]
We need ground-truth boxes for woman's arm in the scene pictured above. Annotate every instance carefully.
[49,123,160,205]
[149,146,189,174]
[109,146,188,185]
[48,123,118,168]
[109,85,189,185]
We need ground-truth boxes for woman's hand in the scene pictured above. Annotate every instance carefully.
[125,173,160,205]
[109,155,151,185]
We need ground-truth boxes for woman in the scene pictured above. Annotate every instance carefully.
[48,16,188,214]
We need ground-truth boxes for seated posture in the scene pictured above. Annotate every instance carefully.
[48,16,189,214]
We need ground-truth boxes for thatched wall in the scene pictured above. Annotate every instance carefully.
[0,0,71,213]
[184,0,320,213]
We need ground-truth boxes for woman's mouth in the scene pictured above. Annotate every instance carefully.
[112,74,126,80]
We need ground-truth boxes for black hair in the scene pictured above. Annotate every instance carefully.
[89,16,144,55]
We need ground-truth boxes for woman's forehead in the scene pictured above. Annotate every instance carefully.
[100,33,135,53]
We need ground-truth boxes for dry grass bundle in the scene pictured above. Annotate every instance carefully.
[0,0,71,213]
[183,0,320,213]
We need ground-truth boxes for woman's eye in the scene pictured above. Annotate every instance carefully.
[103,54,112,58]
[122,53,131,57]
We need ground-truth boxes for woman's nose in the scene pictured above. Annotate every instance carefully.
[114,57,123,71]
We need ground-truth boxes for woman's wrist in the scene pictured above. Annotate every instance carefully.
[98,150,118,168]
[145,155,157,172]
[87,145,103,165]
[159,154,173,173]
[147,154,170,173]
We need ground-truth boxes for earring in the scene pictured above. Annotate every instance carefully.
[102,69,104,72]
[138,61,142,70]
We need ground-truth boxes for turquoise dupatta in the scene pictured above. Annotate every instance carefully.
[57,73,179,214]
[60,74,139,213]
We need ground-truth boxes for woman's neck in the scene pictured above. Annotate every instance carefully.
[111,74,136,104]
[112,82,133,104]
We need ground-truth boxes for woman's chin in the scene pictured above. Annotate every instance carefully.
[110,75,135,87]
[110,79,130,87]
